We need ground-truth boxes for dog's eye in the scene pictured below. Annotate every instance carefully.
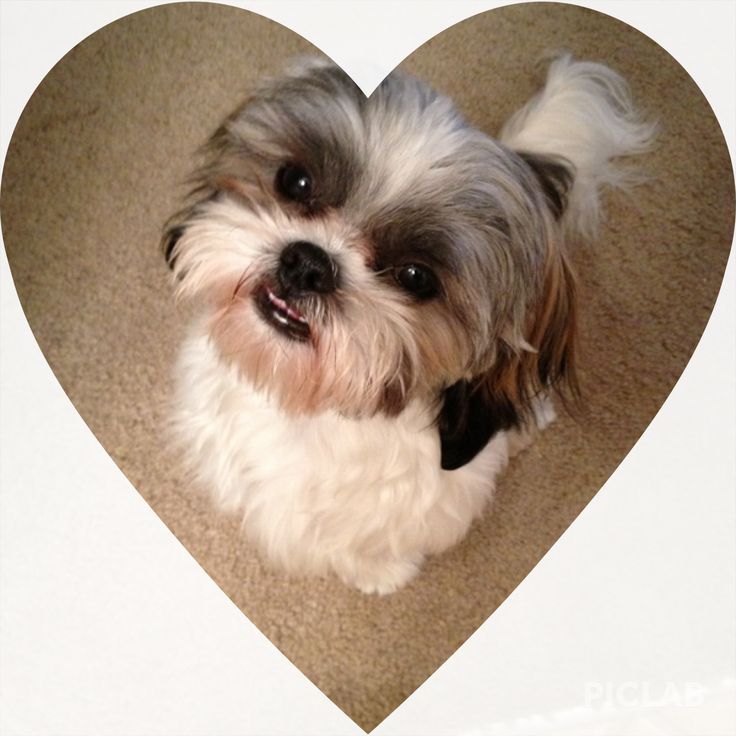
[395,264,439,299]
[276,164,313,203]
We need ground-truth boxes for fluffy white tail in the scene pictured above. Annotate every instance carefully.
[501,54,657,239]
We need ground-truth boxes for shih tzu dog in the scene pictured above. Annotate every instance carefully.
[163,54,654,594]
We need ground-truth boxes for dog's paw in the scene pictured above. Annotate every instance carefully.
[337,557,422,595]
[532,394,557,430]
[507,394,557,457]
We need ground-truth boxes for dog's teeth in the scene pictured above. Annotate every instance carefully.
[290,309,308,324]
[266,289,286,310]
[267,288,308,324]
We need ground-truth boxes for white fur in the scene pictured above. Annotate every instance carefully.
[174,324,516,594]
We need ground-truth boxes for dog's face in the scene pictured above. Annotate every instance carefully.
[165,59,577,469]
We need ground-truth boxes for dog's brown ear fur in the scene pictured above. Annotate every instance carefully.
[439,242,579,470]
[523,240,579,402]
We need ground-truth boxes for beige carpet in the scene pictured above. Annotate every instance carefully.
[2,3,733,731]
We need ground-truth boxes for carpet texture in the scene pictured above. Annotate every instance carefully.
[2,3,733,731]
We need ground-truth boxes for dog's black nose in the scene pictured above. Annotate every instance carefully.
[278,241,337,294]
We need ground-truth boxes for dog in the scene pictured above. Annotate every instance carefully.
[163,54,655,594]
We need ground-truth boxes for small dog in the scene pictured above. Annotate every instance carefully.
[163,55,654,594]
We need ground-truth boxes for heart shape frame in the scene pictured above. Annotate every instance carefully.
[1,2,734,732]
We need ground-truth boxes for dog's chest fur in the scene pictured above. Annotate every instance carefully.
[174,325,511,593]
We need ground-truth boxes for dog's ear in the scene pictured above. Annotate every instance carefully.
[439,241,578,471]
[526,241,579,395]
[161,194,216,271]
[517,152,575,220]
[162,224,185,269]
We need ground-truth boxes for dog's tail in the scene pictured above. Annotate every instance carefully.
[500,53,657,240]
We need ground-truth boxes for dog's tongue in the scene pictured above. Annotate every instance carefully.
[267,288,308,324]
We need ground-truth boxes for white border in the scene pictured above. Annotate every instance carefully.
[1,2,734,735]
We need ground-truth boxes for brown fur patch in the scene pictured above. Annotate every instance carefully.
[480,237,579,421]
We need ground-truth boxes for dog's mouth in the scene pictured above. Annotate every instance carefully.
[254,284,311,342]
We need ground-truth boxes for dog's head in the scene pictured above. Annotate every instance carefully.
[164,59,578,469]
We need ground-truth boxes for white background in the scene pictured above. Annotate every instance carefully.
[1,2,734,735]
